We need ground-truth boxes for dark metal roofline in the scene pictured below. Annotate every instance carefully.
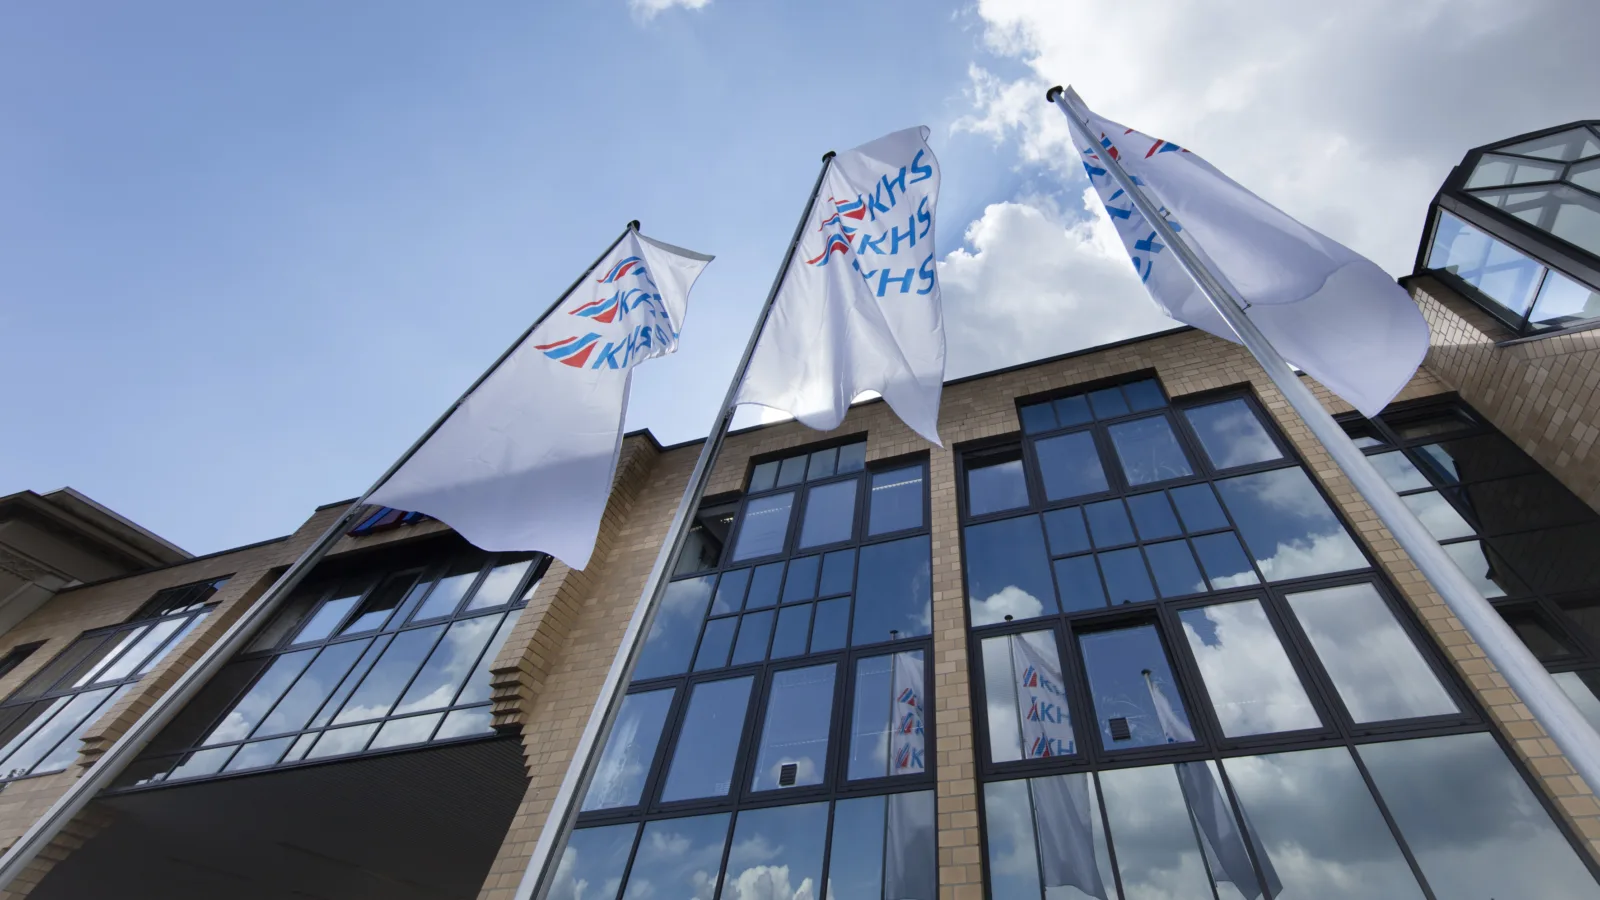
[1473,119,1600,154]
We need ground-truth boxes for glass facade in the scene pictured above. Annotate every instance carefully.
[112,549,538,788]
[967,378,1600,898]
[1420,121,1600,335]
[554,439,938,900]
[0,578,225,783]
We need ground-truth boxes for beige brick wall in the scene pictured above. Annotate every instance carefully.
[1413,275,1600,513]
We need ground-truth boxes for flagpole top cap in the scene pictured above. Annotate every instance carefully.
[1045,85,1065,103]
[627,220,640,232]
[822,150,836,163]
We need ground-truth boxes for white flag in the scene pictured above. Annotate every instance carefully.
[1031,774,1108,900]
[1011,635,1075,758]
[735,127,946,444]
[1143,669,1195,743]
[368,231,712,570]
[890,651,925,775]
[1060,91,1429,418]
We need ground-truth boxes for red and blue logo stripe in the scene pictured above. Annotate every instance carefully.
[534,333,602,368]
[570,291,622,324]
[597,256,648,284]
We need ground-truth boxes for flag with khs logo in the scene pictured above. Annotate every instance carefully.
[1010,634,1075,759]
[368,230,712,570]
[736,127,946,445]
[1064,91,1429,418]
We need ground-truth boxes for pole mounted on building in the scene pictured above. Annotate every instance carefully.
[1046,83,1600,795]
[0,222,644,892]
[510,151,837,900]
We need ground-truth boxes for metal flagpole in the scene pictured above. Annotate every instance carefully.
[0,222,644,891]
[1048,84,1600,794]
[513,152,836,900]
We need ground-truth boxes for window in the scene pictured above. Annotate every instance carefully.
[0,643,44,682]
[969,379,1600,897]
[562,439,937,894]
[0,578,225,783]
[112,552,537,788]
[1419,121,1600,336]
[1342,400,1600,736]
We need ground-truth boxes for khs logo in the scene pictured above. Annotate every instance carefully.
[1029,736,1072,758]
[896,744,924,771]
[805,149,939,302]
[1025,695,1068,726]
[1082,129,1187,285]
[898,710,923,736]
[897,687,920,709]
[536,254,674,369]
[1021,666,1063,696]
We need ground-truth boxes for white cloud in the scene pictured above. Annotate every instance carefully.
[957,0,1600,278]
[629,0,710,22]
[970,583,1048,626]
[939,191,1177,377]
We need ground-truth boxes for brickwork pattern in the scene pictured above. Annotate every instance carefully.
[1414,276,1600,514]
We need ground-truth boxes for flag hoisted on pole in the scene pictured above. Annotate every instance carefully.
[1049,83,1600,801]
[735,126,947,444]
[1063,91,1429,419]
[368,228,713,570]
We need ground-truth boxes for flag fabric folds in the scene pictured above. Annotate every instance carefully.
[890,651,926,775]
[368,230,712,570]
[1061,92,1429,418]
[1011,634,1076,759]
[1031,774,1108,900]
[735,127,947,445]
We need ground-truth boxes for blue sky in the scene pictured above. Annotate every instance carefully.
[4,0,1594,555]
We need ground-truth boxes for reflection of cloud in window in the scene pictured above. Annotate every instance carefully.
[972,585,1045,624]
[1182,603,1319,735]
[1254,531,1365,581]
[723,864,815,900]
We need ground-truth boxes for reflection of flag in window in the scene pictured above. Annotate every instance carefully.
[1145,672,1281,899]
[890,652,925,774]
[1011,635,1074,758]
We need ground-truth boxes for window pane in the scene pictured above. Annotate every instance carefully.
[818,550,854,597]
[434,706,492,740]
[965,517,1056,626]
[712,569,749,616]
[10,636,110,701]
[1034,774,1118,898]
[731,611,774,666]
[253,639,370,737]
[65,628,151,690]
[370,713,442,750]
[749,461,779,493]
[852,535,931,644]
[1286,583,1457,722]
[1035,431,1111,501]
[1554,672,1600,735]
[1426,210,1544,316]
[393,613,502,715]
[1180,600,1321,736]
[1170,483,1228,533]
[384,579,436,633]
[869,466,924,534]
[1089,386,1130,418]
[633,576,714,681]
[1184,398,1283,469]
[622,814,730,900]
[341,573,418,635]
[732,492,796,561]
[308,635,392,730]
[1145,541,1207,598]
[454,607,521,706]
[410,567,480,623]
[1054,556,1106,612]
[465,559,533,611]
[849,651,926,780]
[751,664,835,791]
[1020,401,1058,434]
[782,556,820,603]
[837,441,867,474]
[777,455,807,487]
[1108,416,1194,486]
[583,688,675,811]
[1501,608,1575,661]
[800,480,857,548]
[307,723,379,759]
[0,699,70,775]
[1099,548,1156,604]
[1190,532,1260,589]
[1126,491,1182,540]
[1225,747,1427,899]
[1084,499,1135,547]
[90,617,185,684]
[967,457,1030,516]
[809,598,848,653]
[1530,267,1600,329]
[224,737,293,773]
[204,649,318,744]
[981,631,1074,762]
[661,677,752,802]
[983,780,1044,899]
[1442,540,1513,598]
[1124,379,1165,411]
[809,446,838,479]
[166,746,234,781]
[1043,507,1092,555]
[1055,394,1093,426]
[1216,468,1364,581]
[827,795,886,899]
[1361,733,1600,899]
[745,563,783,609]
[1080,625,1192,749]
[675,505,736,576]
[1,686,119,778]
[1100,763,1259,900]
[290,594,361,645]
[551,824,637,900]
[1402,491,1475,541]
[695,618,736,671]
[329,625,447,726]
[770,606,811,659]
[725,802,828,899]
[1369,450,1433,492]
